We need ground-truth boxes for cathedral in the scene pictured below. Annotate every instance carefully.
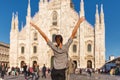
[9,0,105,69]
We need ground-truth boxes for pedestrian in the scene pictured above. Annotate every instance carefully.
[42,64,46,78]
[37,65,40,79]
[33,63,39,80]
[115,67,119,75]
[79,68,82,74]
[7,67,11,76]
[23,63,27,79]
[48,68,51,74]
[1,63,6,79]
[30,16,85,80]
[11,67,15,76]
[29,66,34,76]
[87,68,92,77]
[110,67,115,75]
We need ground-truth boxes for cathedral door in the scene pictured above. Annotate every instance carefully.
[87,60,92,68]
[20,61,25,68]
[73,61,77,69]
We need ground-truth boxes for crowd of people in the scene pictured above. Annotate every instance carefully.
[0,62,51,80]
[74,67,120,77]
[0,63,120,80]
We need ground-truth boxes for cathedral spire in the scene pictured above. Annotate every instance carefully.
[100,4,104,15]
[15,12,19,31]
[95,4,100,24]
[80,0,85,17]
[26,0,31,25]
[11,12,15,30]
[100,4,104,24]
[12,12,14,22]
[27,0,31,17]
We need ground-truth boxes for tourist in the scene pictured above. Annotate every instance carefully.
[30,16,85,80]
[42,64,47,78]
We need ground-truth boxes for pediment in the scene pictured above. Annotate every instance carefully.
[84,21,94,35]
[19,27,26,39]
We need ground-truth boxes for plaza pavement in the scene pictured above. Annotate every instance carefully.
[2,73,120,80]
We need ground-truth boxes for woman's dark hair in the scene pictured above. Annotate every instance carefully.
[55,34,63,43]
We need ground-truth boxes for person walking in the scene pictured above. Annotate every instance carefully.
[42,64,47,78]
[1,63,6,79]
[23,63,27,79]
[33,63,39,80]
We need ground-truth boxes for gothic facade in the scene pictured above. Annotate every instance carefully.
[9,0,105,69]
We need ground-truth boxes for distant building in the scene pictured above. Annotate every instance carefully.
[109,55,115,61]
[9,0,105,69]
[0,42,9,67]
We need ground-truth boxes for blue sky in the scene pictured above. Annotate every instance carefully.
[0,0,120,60]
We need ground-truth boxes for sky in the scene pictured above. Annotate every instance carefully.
[0,0,120,60]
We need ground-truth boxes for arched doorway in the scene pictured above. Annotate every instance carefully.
[20,61,25,68]
[87,60,92,68]
[33,61,37,67]
[73,61,77,69]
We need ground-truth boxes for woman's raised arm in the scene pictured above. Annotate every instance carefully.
[30,22,49,42]
[70,16,85,39]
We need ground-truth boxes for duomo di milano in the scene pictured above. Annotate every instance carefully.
[10,0,105,69]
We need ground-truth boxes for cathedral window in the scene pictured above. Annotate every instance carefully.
[33,46,37,53]
[73,44,77,53]
[52,11,57,26]
[87,44,92,52]
[52,34,56,42]
[21,46,24,54]
[33,31,38,41]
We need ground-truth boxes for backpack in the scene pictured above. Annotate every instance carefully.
[66,58,76,74]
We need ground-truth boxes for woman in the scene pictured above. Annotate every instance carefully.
[30,16,85,80]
